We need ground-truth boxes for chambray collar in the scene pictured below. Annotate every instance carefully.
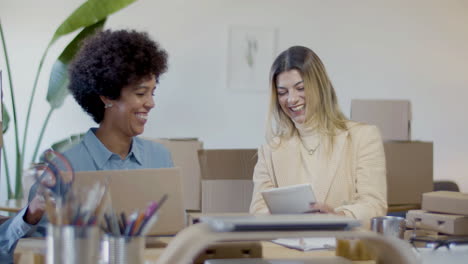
[130,137,144,166]
[82,128,143,169]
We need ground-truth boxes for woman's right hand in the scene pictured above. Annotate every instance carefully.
[24,194,46,225]
[309,202,345,216]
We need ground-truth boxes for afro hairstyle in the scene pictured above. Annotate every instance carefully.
[68,29,168,123]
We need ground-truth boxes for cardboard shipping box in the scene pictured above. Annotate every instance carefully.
[201,180,253,213]
[74,168,186,235]
[422,191,468,216]
[198,149,257,213]
[150,138,203,211]
[406,210,468,235]
[351,99,411,141]
[384,141,433,205]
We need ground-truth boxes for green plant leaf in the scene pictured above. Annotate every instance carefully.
[46,19,106,109]
[50,0,137,45]
[2,106,9,133]
[51,133,85,153]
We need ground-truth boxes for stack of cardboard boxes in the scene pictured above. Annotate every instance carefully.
[406,191,468,236]
[151,138,204,211]
[351,100,434,211]
[149,138,257,216]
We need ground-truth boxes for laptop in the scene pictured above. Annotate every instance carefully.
[204,258,351,264]
[73,168,186,235]
[200,214,361,232]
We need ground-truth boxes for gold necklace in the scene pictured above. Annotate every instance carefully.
[300,138,320,155]
[307,144,320,155]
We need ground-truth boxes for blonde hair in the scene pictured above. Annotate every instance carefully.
[266,46,348,150]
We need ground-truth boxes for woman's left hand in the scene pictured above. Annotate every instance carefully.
[310,202,345,216]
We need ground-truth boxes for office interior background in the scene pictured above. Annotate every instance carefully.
[0,0,467,201]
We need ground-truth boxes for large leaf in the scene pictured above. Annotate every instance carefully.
[51,133,85,153]
[0,71,7,133]
[2,106,9,133]
[50,0,137,46]
[47,19,106,109]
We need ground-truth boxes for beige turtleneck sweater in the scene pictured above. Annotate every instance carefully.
[296,122,323,198]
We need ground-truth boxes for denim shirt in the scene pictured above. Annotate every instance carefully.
[0,128,173,263]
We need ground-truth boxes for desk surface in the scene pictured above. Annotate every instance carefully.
[16,237,468,264]
[14,237,339,264]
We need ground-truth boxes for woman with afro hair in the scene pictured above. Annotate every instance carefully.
[63,29,173,171]
[0,30,173,262]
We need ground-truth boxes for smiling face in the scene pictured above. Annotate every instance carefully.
[276,69,307,124]
[102,75,156,137]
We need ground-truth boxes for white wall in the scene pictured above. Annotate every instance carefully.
[1,0,468,200]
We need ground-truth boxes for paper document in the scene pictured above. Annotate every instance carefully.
[272,237,336,251]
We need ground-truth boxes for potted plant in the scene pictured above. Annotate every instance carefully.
[0,0,138,199]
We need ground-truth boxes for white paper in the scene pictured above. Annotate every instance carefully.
[272,237,336,251]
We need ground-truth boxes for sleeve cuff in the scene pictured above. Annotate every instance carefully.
[10,207,36,238]
[334,207,356,219]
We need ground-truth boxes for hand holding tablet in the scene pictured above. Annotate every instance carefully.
[261,184,317,214]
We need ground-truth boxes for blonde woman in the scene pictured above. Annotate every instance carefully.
[249,46,387,226]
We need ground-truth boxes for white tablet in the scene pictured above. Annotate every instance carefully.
[261,184,316,214]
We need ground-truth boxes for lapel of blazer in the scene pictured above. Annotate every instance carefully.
[314,130,349,202]
[270,130,349,202]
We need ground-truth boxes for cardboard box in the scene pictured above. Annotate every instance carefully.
[351,99,411,141]
[201,180,253,213]
[198,149,257,213]
[406,210,468,235]
[384,141,433,205]
[150,138,203,211]
[198,149,257,180]
[422,191,468,216]
[74,168,186,235]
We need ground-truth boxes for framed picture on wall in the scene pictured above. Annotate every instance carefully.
[227,26,276,92]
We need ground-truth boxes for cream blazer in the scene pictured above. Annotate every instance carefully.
[249,122,387,227]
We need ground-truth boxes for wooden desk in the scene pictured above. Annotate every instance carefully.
[144,239,336,262]
[0,199,26,213]
[14,237,337,264]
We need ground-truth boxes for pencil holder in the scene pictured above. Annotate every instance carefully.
[102,234,145,264]
[370,216,407,239]
[46,224,100,264]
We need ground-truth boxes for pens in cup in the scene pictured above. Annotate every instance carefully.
[101,194,168,237]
